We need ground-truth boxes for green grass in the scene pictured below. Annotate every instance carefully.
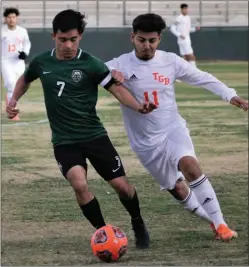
[1,61,248,266]
[196,62,248,73]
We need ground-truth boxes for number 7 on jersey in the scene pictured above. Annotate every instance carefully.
[57,81,65,97]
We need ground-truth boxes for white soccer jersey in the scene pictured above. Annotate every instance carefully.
[106,50,238,152]
[1,24,31,62]
[170,14,196,44]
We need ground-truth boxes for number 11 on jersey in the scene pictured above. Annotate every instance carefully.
[144,90,159,105]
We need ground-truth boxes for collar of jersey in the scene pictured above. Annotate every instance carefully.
[51,48,83,60]
[131,50,158,65]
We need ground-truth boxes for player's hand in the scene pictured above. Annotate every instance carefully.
[137,102,158,114]
[18,51,27,60]
[111,69,124,85]
[196,26,200,31]
[230,96,248,111]
[6,99,19,119]
[180,35,185,40]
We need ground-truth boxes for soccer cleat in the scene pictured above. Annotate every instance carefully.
[210,223,220,240]
[211,223,238,242]
[131,217,150,249]
[216,224,238,242]
[10,114,20,121]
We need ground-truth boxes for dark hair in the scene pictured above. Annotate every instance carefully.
[132,13,166,34]
[180,4,188,9]
[53,9,87,34]
[3,7,20,17]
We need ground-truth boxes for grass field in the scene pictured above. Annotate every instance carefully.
[1,61,248,266]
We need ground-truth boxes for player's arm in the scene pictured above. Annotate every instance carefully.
[23,29,31,55]
[105,58,140,108]
[105,58,124,83]
[12,74,31,101]
[6,58,40,118]
[100,72,156,113]
[189,17,197,33]
[94,57,156,113]
[175,55,248,111]
[18,29,31,60]
[170,17,181,37]
[190,24,200,33]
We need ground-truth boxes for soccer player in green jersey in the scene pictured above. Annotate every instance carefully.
[6,9,157,249]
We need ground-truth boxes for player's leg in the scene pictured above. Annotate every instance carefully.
[175,44,187,83]
[85,135,149,249]
[185,53,197,67]
[136,140,211,223]
[2,64,17,102]
[9,63,26,120]
[54,143,106,229]
[2,63,24,120]
[178,156,237,241]
[109,177,149,249]
[2,64,19,120]
[170,127,238,241]
[168,178,212,223]
[179,42,196,67]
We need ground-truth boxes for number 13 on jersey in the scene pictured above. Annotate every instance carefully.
[144,90,159,105]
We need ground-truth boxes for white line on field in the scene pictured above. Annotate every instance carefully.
[2,119,48,127]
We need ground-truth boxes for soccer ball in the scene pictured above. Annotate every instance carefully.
[91,224,128,262]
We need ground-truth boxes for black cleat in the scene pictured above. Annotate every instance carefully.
[131,217,150,249]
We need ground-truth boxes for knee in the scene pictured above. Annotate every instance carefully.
[189,54,196,61]
[72,180,93,205]
[186,56,190,61]
[178,156,201,180]
[73,181,89,196]
[186,55,195,62]
[183,55,189,61]
[67,166,89,197]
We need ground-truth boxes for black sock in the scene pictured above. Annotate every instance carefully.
[80,197,106,229]
[119,190,142,220]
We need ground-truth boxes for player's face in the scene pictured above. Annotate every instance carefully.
[5,13,18,28]
[181,7,188,15]
[52,29,82,60]
[131,31,161,61]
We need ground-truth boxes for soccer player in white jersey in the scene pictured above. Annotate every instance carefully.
[170,3,199,67]
[2,7,31,121]
[106,13,248,242]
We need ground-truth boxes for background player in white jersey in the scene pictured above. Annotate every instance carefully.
[106,13,248,242]
[2,7,31,121]
[170,3,200,67]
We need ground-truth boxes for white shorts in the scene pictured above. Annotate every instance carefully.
[135,126,196,190]
[1,61,25,89]
[178,43,193,56]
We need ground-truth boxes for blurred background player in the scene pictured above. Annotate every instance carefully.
[170,3,200,67]
[1,7,31,121]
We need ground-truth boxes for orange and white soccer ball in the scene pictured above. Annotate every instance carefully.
[91,224,128,262]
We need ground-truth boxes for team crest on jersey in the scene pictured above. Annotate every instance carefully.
[72,70,83,83]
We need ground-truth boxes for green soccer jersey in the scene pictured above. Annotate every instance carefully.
[24,48,114,146]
